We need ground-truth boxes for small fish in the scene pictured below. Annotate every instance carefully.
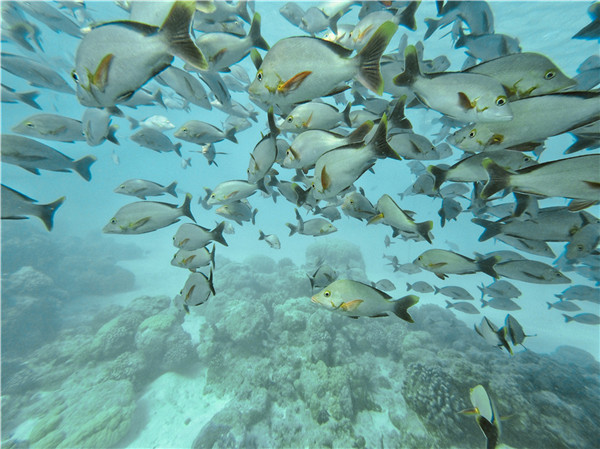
[1,184,65,231]
[216,200,257,226]
[445,300,479,314]
[180,269,215,311]
[286,208,337,237]
[481,297,521,311]
[174,120,237,145]
[546,300,581,312]
[504,314,534,347]
[155,66,212,109]
[173,221,228,250]
[393,45,513,123]
[258,230,281,249]
[435,286,474,300]
[425,1,494,39]
[311,279,419,321]
[384,235,395,247]
[341,189,378,221]
[1,84,41,109]
[406,281,434,293]
[1,52,74,94]
[12,113,85,143]
[368,193,433,243]
[556,285,599,302]
[249,21,397,105]
[565,221,600,260]
[72,1,207,107]
[563,313,600,325]
[455,26,521,63]
[481,155,600,203]
[82,108,119,147]
[460,385,502,449]
[131,128,182,157]
[171,245,216,271]
[478,280,521,299]
[438,197,462,228]
[474,316,512,354]
[114,179,177,200]
[207,180,265,205]
[373,279,396,292]
[494,260,571,284]
[103,193,195,235]
[280,101,352,133]
[1,134,96,181]
[308,264,338,291]
[573,2,600,40]
[414,249,498,280]
[194,143,227,167]
[139,114,176,131]
[247,109,279,183]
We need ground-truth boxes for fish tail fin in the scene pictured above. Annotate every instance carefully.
[20,90,41,109]
[296,186,309,207]
[267,106,279,138]
[208,268,216,296]
[546,302,553,310]
[434,286,440,295]
[478,256,500,279]
[454,23,467,48]
[285,222,298,236]
[388,96,412,131]
[126,116,139,130]
[236,0,251,24]
[392,294,419,323]
[342,101,353,127]
[225,126,238,143]
[160,1,208,70]
[153,88,165,109]
[355,21,398,95]
[424,18,440,40]
[481,158,512,199]
[251,208,258,225]
[398,1,420,31]
[38,196,66,231]
[249,13,269,51]
[328,10,343,35]
[563,314,574,323]
[416,220,434,244]
[166,181,178,198]
[478,283,485,299]
[173,142,183,157]
[445,299,453,309]
[406,282,412,291]
[347,120,374,143]
[371,114,401,160]
[393,44,420,87]
[107,124,120,145]
[480,299,488,308]
[472,218,502,242]
[210,244,216,269]
[427,164,447,191]
[180,193,195,222]
[211,221,229,246]
[258,229,266,240]
[72,155,97,181]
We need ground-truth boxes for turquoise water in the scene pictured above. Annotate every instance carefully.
[1,1,599,448]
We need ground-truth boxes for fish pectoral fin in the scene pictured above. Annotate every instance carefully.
[435,273,447,280]
[185,284,196,301]
[458,407,480,416]
[129,216,151,230]
[92,53,114,91]
[182,255,196,264]
[303,112,313,128]
[457,91,475,110]
[211,48,227,64]
[340,299,363,311]
[320,166,331,190]
[367,213,384,225]
[277,71,312,94]
[429,262,447,269]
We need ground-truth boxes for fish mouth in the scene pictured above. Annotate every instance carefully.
[310,296,318,304]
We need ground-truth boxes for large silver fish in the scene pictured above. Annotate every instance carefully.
[12,113,85,143]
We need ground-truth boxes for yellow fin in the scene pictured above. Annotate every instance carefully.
[321,165,331,190]
[93,53,114,91]
[277,71,312,93]
[367,213,384,225]
[340,299,363,311]
[129,216,150,230]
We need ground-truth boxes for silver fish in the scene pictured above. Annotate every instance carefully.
[481,297,521,311]
[435,285,474,300]
[12,113,85,143]
[406,281,434,293]
[280,101,352,133]
[131,128,182,156]
[414,249,498,280]
[154,66,212,109]
[1,184,65,231]
[258,230,281,249]
[286,208,337,237]
[445,300,480,314]
[1,84,41,109]
[171,245,215,271]
[215,200,257,226]
[174,120,237,145]
[82,108,119,147]
[478,280,522,299]
[173,221,228,250]
[494,260,571,284]
[180,269,215,311]
[114,179,178,200]
[563,313,600,325]
[546,300,581,312]
[1,52,74,93]
[555,285,599,302]
[369,193,433,243]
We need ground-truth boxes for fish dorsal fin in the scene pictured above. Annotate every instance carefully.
[278,71,312,94]
[320,165,331,190]
[340,299,363,311]
[312,37,354,58]
[92,53,114,90]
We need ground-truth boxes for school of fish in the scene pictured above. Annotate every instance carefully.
[1,2,599,448]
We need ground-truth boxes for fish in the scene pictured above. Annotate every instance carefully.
[434,285,474,300]
[373,279,396,292]
[131,128,182,156]
[258,230,281,249]
[1,134,97,181]
[445,300,479,314]
[247,109,279,183]
[555,285,600,303]
[114,179,178,200]
[438,197,462,228]
[171,245,216,271]
[1,52,75,94]
[455,26,521,64]
[18,1,82,37]
[193,143,228,167]
[311,279,419,321]
[1,184,65,232]
[478,280,522,299]
[388,133,452,161]
[215,200,257,226]
[139,114,176,131]
[424,1,494,40]
[563,313,600,325]
[174,120,237,145]
[481,154,600,204]
[481,297,521,311]
[368,193,433,243]
[286,208,337,237]
[341,188,378,221]
[280,101,352,133]
[206,180,266,205]
[154,66,212,109]
[72,1,207,107]
[504,314,534,347]
[448,92,600,153]
[12,114,85,143]
[474,316,513,355]
[546,300,581,312]
[460,384,502,449]
[393,45,513,123]
[573,2,600,40]
[103,193,195,234]
[172,221,228,250]
[312,116,400,200]
[1,84,41,109]
[82,108,119,146]
[194,12,269,72]
[180,269,216,312]
[414,249,499,280]
[494,260,571,284]
[406,281,434,293]
[248,21,397,105]
[464,52,576,99]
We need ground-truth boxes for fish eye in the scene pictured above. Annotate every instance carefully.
[469,129,477,138]
[210,193,216,198]
[324,291,331,297]
[576,244,584,251]
[544,70,556,80]
[523,156,532,162]
[110,218,117,224]
[256,71,263,82]
[495,96,507,106]
[287,116,293,123]
[71,70,79,82]
[26,122,34,127]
